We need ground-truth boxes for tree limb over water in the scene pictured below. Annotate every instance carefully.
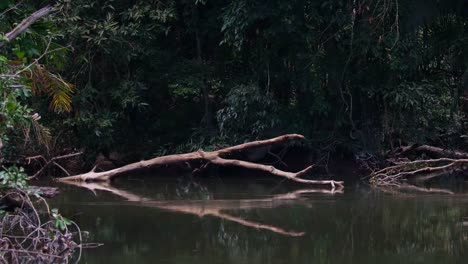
[58,134,344,188]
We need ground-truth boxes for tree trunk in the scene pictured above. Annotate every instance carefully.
[57,134,344,188]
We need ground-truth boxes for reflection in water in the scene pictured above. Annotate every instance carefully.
[375,184,456,195]
[50,177,468,264]
[63,181,343,237]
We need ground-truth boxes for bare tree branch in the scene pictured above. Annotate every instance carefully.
[28,152,83,180]
[0,5,53,48]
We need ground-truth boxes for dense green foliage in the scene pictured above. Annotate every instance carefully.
[2,0,468,164]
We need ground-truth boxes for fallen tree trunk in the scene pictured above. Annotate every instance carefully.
[58,134,344,188]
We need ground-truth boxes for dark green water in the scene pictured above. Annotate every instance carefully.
[49,176,468,264]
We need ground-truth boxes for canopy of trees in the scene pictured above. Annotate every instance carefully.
[1,0,468,167]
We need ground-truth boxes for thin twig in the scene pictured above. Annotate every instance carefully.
[0,1,24,18]
[28,152,83,180]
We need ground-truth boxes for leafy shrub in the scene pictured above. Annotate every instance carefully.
[0,165,28,189]
[217,84,281,141]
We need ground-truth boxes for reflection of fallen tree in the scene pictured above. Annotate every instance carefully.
[58,134,344,188]
[374,184,455,195]
[62,181,343,237]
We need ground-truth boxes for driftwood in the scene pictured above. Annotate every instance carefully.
[58,134,344,188]
[371,144,468,186]
[371,158,468,185]
[62,181,343,237]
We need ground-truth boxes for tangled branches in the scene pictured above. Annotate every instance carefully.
[370,158,468,186]
[0,189,94,263]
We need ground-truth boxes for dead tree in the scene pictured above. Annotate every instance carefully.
[58,134,344,188]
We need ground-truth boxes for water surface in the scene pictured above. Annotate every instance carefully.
[50,176,468,264]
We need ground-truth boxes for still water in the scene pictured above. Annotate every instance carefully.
[50,175,468,264]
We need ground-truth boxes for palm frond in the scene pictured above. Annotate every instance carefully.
[29,64,75,113]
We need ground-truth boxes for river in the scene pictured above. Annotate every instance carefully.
[50,175,468,263]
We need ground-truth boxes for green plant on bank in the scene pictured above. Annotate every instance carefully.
[51,208,73,231]
[0,3,88,262]
[0,164,72,230]
[0,66,52,161]
[0,165,28,189]
[0,1,76,162]
[0,146,78,261]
